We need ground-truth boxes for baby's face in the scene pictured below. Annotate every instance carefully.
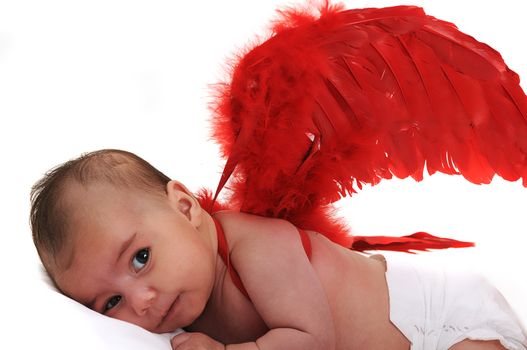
[55,183,216,333]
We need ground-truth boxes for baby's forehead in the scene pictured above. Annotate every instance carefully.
[57,182,126,245]
[56,208,127,275]
[58,180,169,254]
[62,182,165,241]
[53,236,118,301]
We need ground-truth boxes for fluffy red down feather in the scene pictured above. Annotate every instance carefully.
[208,3,527,250]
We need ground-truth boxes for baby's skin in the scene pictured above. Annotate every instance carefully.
[54,179,503,350]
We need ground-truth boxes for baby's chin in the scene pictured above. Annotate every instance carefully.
[153,313,196,334]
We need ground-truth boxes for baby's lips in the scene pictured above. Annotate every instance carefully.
[157,294,181,329]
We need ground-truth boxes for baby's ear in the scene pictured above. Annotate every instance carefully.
[166,180,202,227]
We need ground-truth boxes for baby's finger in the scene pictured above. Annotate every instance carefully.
[170,332,191,349]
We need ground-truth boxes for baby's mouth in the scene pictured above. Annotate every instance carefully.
[157,295,181,328]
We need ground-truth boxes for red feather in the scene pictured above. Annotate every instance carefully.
[210,4,527,249]
[351,232,475,253]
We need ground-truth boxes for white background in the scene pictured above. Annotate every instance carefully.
[1,0,526,347]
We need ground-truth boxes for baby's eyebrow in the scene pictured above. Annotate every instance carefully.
[116,232,138,264]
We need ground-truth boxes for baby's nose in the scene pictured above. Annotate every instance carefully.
[129,288,157,316]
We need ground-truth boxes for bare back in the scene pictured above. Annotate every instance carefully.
[187,211,410,350]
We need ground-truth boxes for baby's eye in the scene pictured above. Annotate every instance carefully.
[132,248,149,272]
[104,295,121,313]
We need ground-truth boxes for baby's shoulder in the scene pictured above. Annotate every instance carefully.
[213,211,301,250]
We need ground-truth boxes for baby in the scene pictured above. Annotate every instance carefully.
[30,149,526,350]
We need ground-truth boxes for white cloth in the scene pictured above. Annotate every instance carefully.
[385,256,527,350]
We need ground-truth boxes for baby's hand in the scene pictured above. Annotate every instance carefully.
[171,332,225,350]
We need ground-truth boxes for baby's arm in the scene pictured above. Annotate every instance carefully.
[224,215,335,350]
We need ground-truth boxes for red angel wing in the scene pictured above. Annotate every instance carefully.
[210,4,527,249]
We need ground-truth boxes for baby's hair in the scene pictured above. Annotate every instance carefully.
[30,149,171,272]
